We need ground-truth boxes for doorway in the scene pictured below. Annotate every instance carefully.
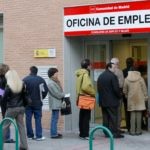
[84,39,148,127]
[85,41,110,124]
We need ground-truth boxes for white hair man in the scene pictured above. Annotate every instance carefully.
[111,58,124,133]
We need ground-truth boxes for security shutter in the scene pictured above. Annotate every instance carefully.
[37,65,56,110]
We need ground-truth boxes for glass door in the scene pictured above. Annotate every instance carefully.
[85,41,110,125]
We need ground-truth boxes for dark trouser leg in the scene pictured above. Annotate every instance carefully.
[101,107,109,136]
[79,109,91,137]
[107,107,118,135]
[123,95,130,131]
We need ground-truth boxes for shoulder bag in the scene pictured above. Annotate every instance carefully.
[76,74,95,110]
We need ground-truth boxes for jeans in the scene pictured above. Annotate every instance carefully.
[50,110,59,137]
[25,106,42,138]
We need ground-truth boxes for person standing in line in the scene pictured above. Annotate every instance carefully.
[122,57,134,132]
[0,64,15,143]
[97,62,124,138]
[111,58,124,133]
[47,68,65,139]
[75,59,95,140]
[123,68,148,135]
[23,66,48,141]
[1,70,28,150]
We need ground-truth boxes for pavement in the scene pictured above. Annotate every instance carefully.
[4,128,150,150]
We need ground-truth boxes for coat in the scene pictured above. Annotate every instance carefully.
[123,71,148,111]
[23,74,48,107]
[97,69,121,107]
[75,69,95,97]
[47,78,65,110]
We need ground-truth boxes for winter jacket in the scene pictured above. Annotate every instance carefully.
[47,78,65,110]
[1,85,25,108]
[23,74,48,107]
[97,69,121,107]
[123,71,148,111]
[75,69,95,97]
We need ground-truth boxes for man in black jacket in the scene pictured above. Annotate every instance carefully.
[97,62,124,138]
[23,66,48,141]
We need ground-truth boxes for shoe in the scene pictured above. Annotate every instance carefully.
[5,139,15,143]
[113,134,124,138]
[79,136,94,140]
[58,133,63,137]
[136,132,142,136]
[28,137,36,140]
[129,132,136,136]
[35,136,46,141]
[51,135,62,139]
[19,148,27,150]
[118,130,125,134]
[79,136,89,140]
[79,136,85,140]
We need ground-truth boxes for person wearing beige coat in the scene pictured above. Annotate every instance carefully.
[123,70,148,135]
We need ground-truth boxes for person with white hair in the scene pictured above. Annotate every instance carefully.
[111,58,124,133]
[1,70,28,150]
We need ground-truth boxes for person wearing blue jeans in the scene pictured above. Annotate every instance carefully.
[23,66,48,141]
[47,68,65,139]
[51,110,59,136]
[25,106,42,139]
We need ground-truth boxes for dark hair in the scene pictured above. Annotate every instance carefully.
[0,64,9,76]
[30,66,38,75]
[81,59,90,69]
[106,62,113,69]
[48,68,58,78]
[126,57,134,68]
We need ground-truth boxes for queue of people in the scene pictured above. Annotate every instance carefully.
[97,57,148,138]
[0,56,149,149]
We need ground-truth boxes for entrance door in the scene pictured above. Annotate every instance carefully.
[85,41,110,124]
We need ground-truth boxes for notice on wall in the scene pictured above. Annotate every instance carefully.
[34,48,56,58]
[64,1,150,36]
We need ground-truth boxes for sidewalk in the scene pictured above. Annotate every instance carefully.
[4,129,150,150]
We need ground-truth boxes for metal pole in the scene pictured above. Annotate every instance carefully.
[89,125,114,150]
[0,117,19,150]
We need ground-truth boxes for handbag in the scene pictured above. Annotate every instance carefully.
[77,95,95,110]
[76,74,95,110]
[61,97,72,115]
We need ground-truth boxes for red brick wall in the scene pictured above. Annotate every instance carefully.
[0,0,127,130]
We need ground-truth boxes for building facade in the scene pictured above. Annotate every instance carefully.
[0,0,150,131]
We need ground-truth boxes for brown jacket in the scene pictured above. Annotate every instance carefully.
[123,71,148,111]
